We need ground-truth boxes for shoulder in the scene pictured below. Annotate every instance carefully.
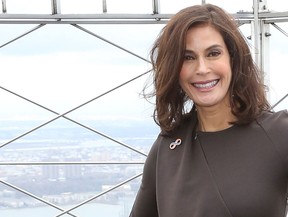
[256,110,288,157]
[260,109,288,119]
[257,109,288,131]
[251,110,288,171]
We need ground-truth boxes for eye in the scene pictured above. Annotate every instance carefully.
[208,50,221,57]
[184,54,195,61]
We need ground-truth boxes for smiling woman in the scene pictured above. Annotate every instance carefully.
[148,3,269,133]
[129,3,288,217]
[0,1,288,217]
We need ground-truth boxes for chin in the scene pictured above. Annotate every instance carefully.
[195,99,227,108]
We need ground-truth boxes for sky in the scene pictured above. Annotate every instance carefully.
[0,0,288,123]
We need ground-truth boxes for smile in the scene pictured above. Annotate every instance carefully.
[192,79,219,89]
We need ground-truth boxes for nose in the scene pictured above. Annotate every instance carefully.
[195,57,209,75]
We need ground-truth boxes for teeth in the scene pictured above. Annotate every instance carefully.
[193,80,218,89]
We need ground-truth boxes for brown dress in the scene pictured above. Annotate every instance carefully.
[129,110,288,217]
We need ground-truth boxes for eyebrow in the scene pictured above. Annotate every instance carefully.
[184,44,224,53]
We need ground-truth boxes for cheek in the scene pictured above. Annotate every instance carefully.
[217,64,232,81]
[179,65,190,81]
[179,70,184,82]
[179,69,188,88]
[225,67,232,83]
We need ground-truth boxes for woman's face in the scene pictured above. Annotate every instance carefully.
[179,24,232,109]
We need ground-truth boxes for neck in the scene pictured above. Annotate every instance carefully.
[196,105,236,132]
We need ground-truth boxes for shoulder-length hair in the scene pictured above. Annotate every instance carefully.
[147,3,270,133]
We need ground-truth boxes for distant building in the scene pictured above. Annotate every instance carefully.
[64,165,82,179]
[62,158,82,179]
[42,165,60,180]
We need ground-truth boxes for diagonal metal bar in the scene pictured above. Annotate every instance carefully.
[271,23,288,38]
[0,179,79,217]
[271,93,288,110]
[0,70,151,157]
[0,24,46,49]
[53,173,143,217]
[71,24,151,64]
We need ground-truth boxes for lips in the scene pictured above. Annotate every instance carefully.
[192,79,219,89]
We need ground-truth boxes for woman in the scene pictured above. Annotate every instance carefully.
[130,4,288,217]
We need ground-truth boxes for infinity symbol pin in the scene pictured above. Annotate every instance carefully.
[169,138,182,150]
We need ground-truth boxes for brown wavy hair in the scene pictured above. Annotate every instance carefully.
[147,4,270,133]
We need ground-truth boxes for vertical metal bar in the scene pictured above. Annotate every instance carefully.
[103,0,107,13]
[259,0,270,100]
[252,0,261,71]
[152,0,160,14]
[261,20,271,100]
[51,0,61,14]
[202,0,206,5]
[2,0,6,13]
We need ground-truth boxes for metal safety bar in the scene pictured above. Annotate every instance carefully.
[52,0,61,15]
[271,93,288,110]
[1,0,6,13]
[0,24,46,48]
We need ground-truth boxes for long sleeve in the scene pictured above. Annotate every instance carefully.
[129,136,161,217]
